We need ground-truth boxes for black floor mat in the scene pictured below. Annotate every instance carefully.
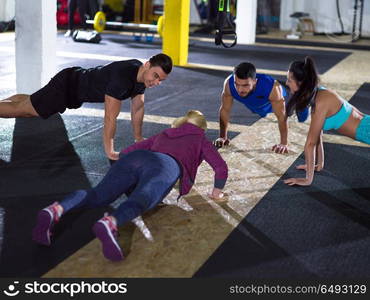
[0,115,104,277]
[348,83,370,114]
[256,37,370,51]
[187,41,350,74]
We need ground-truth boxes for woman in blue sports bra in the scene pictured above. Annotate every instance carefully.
[283,56,369,186]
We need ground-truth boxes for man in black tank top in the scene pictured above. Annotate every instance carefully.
[0,53,173,161]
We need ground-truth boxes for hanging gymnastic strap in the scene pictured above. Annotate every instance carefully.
[215,0,237,48]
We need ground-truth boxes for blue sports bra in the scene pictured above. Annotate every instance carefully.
[323,100,353,131]
[318,86,352,130]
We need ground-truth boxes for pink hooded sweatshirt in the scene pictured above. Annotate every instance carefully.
[120,123,228,196]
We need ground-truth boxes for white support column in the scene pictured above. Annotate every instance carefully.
[235,0,257,45]
[15,0,56,94]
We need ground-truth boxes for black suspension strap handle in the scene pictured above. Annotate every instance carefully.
[215,0,237,48]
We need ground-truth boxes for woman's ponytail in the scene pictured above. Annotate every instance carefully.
[286,56,319,118]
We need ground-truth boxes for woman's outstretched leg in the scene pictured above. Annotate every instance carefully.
[32,153,139,246]
[32,190,88,246]
[93,151,181,261]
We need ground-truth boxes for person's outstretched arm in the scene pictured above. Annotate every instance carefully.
[296,130,324,172]
[284,96,327,186]
[269,81,289,154]
[215,78,234,148]
[316,131,324,170]
[104,94,122,160]
[202,139,228,198]
[131,93,145,142]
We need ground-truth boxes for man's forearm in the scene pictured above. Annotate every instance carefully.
[219,110,230,139]
[277,118,288,145]
[103,117,116,155]
[131,106,144,141]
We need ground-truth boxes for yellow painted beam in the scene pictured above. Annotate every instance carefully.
[162,0,190,66]
[134,0,141,23]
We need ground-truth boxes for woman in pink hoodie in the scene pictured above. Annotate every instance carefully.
[32,110,228,261]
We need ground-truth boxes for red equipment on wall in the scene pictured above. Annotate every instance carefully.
[57,0,81,26]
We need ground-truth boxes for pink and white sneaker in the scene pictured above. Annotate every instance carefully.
[32,202,61,246]
[93,215,124,261]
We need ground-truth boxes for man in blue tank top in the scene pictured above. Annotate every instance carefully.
[214,62,308,153]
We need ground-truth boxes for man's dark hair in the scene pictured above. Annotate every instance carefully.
[234,62,256,80]
[149,53,173,74]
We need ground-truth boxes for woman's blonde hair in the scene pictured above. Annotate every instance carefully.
[172,110,207,130]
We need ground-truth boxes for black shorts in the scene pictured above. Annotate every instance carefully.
[30,67,83,119]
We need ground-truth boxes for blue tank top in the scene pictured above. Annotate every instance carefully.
[229,73,285,118]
